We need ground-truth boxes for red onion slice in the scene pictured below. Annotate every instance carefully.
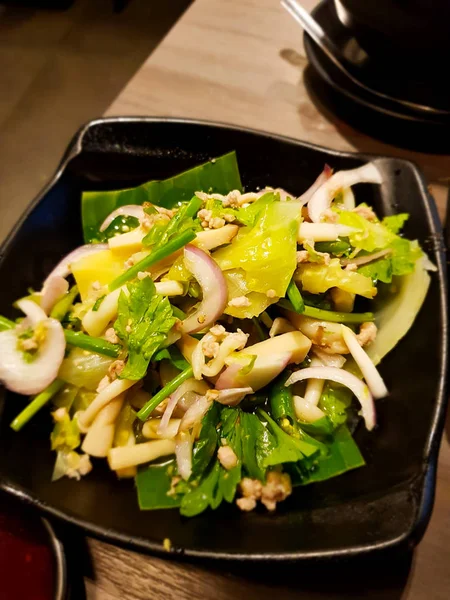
[179,394,212,431]
[158,378,209,435]
[175,430,194,480]
[285,366,376,430]
[16,298,47,326]
[213,387,253,406]
[341,248,392,267]
[99,205,144,232]
[341,325,388,399]
[40,275,69,315]
[299,164,332,204]
[0,318,65,395]
[43,244,108,286]
[308,163,382,223]
[180,245,227,334]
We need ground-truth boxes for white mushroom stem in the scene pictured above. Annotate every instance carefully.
[82,287,124,338]
[108,439,175,471]
[303,357,325,406]
[298,223,357,242]
[285,366,376,430]
[175,430,194,481]
[293,395,325,422]
[341,325,388,399]
[269,317,296,338]
[81,393,126,457]
[154,280,184,296]
[307,162,382,223]
[78,378,136,430]
[143,418,181,440]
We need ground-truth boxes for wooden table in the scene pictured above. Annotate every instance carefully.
[83,1,450,598]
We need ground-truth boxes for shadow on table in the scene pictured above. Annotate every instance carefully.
[217,549,414,600]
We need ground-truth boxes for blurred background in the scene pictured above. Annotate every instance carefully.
[0,0,191,241]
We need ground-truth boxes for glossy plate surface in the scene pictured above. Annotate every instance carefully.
[0,118,447,561]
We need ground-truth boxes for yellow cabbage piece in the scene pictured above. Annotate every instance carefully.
[296,258,376,298]
[213,201,302,297]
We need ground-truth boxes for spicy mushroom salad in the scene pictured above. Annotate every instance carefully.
[0,152,434,516]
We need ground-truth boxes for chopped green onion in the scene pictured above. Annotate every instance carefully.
[252,316,268,341]
[109,229,196,291]
[137,366,194,421]
[64,330,121,358]
[10,379,64,432]
[171,304,186,320]
[278,299,374,324]
[0,315,15,331]
[50,285,79,321]
[286,279,305,314]
[304,305,374,323]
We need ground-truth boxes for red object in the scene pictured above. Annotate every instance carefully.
[0,495,55,600]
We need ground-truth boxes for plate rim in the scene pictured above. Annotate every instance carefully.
[0,116,447,561]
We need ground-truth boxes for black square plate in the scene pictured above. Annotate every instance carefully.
[0,118,447,561]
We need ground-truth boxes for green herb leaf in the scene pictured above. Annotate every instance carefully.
[257,409,319,468]
[99,215,140,242]
[82,152,242,243]
[297,425,365,484]
[153,345,190,371]
[180,461,222,517]
[191,403,220,479]
[136,462,182,510]
[92,295,106,312]
[114,277,176,380]
[237,192,276,227]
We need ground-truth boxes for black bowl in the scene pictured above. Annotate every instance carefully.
[0,118,447,561]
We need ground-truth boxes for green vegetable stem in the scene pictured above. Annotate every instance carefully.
[277,299,374,324]
[137,365,194,421]
[269,374,299,437]
[64,330,121,358]
[286,278,305,314]
[50,285,79,321]
[10,379,64,432]
[108,229,196,291]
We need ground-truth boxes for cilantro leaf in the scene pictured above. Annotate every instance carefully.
[114,277,176,380]
[153,345,190,371]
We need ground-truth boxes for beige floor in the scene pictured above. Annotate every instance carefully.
[0,0,191,242]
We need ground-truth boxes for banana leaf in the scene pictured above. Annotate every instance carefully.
[82,151,242,243]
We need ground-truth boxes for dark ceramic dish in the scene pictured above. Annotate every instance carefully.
[303,0,450,153]
[0,118,447,561]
